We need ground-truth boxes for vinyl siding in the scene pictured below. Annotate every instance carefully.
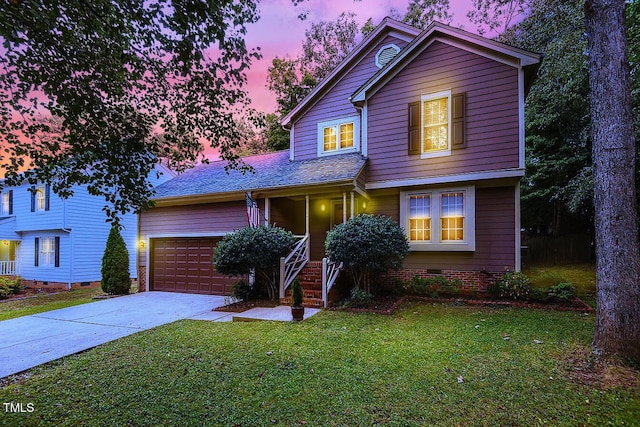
[367,186,516,272]
[139,201,250,268]
[293,35,410,160]
[366,40,520,183]
[18,232,70,283]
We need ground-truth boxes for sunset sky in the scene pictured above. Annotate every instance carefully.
[241,0,495,114]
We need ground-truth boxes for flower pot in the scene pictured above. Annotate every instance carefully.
[291,306,305,321]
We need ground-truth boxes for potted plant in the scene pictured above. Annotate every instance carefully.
[291,278,305,321]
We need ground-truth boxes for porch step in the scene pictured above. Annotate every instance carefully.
[281,289,324,308]
[296,261,323,290]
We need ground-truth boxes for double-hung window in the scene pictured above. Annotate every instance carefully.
[1,190,12,216]
[317,116,360,156]
[409,90,465,157]
[34,236,60,268]
[400,186,475,251]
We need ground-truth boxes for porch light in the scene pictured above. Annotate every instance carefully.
[321,204,326,212]
[2,240,8,246]
[139,240,145,249]
[362,202,367,209]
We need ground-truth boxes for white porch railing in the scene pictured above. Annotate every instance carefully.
[321,257,343,308]
[0,261,16,275]
[279,234,310,299]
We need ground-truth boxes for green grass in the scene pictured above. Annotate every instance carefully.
[0,287,103,321]
[523,263,596,306]
[1,302,637,426]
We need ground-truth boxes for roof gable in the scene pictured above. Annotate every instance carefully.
[350,21,541,104]
[281,17,421,128]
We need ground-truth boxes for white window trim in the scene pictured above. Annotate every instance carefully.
[317,116,360,157]
[421,89,452,159]
[36,186,46,212]
[40,236,55,267]
[400,185,475,251]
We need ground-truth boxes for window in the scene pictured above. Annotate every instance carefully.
[40,237,55,266]
[408,90,465,157]
[35,236,59,267]
[30,184,50,212]
[317,116,360,156]
[1,190,12,216]
[421,90,451,157]
[400,186,475,251]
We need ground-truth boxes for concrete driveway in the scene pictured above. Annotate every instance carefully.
[0,292,231,378]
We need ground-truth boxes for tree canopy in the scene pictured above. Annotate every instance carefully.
[0,0,262,222]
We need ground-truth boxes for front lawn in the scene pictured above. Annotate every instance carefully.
[0,287,103,321]
[523,263,596,306]
[1,302,638,426]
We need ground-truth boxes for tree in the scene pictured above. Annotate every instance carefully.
[502,0,593,235]
[266,57,317,116]
[0,0,261,223]
[325,214,409,293]
[403,0,453,27]
[264,113,290,152]
[101,226,131,295]
[213,226,296,300]
[301,11,359,82]
[467,0,528,35]
[585,0,640,361]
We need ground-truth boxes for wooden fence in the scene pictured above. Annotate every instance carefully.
[521,234,593,266]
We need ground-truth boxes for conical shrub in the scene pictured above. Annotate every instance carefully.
[101,225,131,295]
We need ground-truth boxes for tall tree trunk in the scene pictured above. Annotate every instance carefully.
[585,0,640,361]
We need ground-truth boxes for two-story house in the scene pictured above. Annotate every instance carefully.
[0,164,174,289]
[137,19,541,306]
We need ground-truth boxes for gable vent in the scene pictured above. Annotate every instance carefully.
[375,44,400,68]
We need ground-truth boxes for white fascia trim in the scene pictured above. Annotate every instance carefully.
[365,168,525,190]
[282,19,421,127]
[351,23,540,104]
[518,68,526,169]
[361,103,368,157]
[289,123,295,161]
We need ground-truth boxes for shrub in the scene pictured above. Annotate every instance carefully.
[291,278,303,307]
[214,226,296,300]
[408,275,462,298]
[232,279,254,301]
[0,276,22,296]
[342,287,374,308]
[0,283,10,299]
[491,271,531,300]
[547,282,576,302]
[101,226,131,295]
[528,287,549,303]
[325,214,409,294]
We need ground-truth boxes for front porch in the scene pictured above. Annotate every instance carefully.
[259,190,368,308]
[0,240,19,276]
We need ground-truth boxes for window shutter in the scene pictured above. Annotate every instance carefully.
[34,237,39,267]
[8,190,13,215]
[408,101,421,155]
[54,236,60,268]
[452,93,466,149]
[45,184,50,211]
[30,189,35,212]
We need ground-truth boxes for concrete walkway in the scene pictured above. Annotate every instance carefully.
[0,292,230,378]
[0,292,322,379]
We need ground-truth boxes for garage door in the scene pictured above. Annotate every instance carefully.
[150,237,235,295]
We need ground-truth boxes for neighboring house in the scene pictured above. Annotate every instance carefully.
[138,19,541,305]
[0,164,174,289]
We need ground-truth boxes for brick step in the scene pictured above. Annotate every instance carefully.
[280,296,324,308]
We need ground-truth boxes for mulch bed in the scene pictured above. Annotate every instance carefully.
[0,287,61,302]
[214,299,280,313]
[328,295,594,315]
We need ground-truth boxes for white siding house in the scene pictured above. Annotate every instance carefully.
[0,164,174,289]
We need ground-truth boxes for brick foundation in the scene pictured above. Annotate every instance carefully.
[21,279,138,291]
[384,268,501,294]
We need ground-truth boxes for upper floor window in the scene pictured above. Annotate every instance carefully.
[30,184,50,213]
[409,90,465,158]
[1,190,13,216]
[400,186,475,251]
[317,116,360,157]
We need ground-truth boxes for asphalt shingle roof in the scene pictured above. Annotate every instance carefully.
[153,150,367,200]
